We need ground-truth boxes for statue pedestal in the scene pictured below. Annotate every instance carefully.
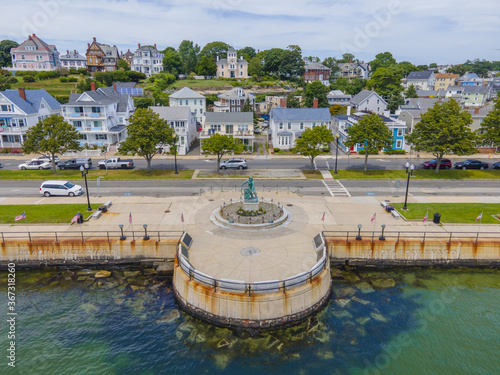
[243,201,259,211]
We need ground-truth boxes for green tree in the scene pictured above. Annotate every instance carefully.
[429,63,437,69]
[199,41,231,60]
[237,46,256,61]
[154,73,176,91]
[133,97,155,109]
[305,81,329,107]
[201,134,243,171]
[345,114,394,173]
[94,71,114,86]
[405,84,418,98]
[398,61,419,76]
[195,55,217,76]
[248,56,263,77]
[287,92,301,108]
[178,40,200,74]
[162,50,183,77]
[118,108,174,173]
[369,52,397,72]
[278,45,304,79]
[295,125,334,171]
[329,104,347,116]
[407,99,477,173]
[446,65,467,76]
[0,40,18,67]
[22,115,81,173]
[387,94,405,114]
[262,48,284,75]
[322,57,339,75]
[338,53,356,63]
[242,97,253,112]
[117,58,130,70]
[416,64,429,71]
[479,97,500,147]
[367,65,404,97]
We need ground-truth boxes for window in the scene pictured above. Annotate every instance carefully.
[278,136,290,146]
[221,64,224,69]
[80,134,87,140]
[96,134,107,140]
[397,129,403,137]
[377,99,380,104]
[194,100,197,105]
[93,121,102,128]
[237,125,248,132]
[396,140,402,149]
[91,107,101,113]
[73,121,82,128]
[288,122,292,130]
[279,122,283,130]
[18,119,25,127]
[300,122,304,130]
[185,100,188,105]
[0,105,11,112]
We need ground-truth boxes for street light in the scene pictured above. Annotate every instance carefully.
[172,133,178,174]
[334,133,339,174]
[403,161,415,210]
[79,163,92,211]
[143,224,150,240]
[356,224,362,240]
[379,224,386,241]
[119,224,126,240]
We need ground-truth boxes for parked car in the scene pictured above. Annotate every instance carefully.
[97,157,134,169]
[492,161,500,169]
[219,158,248,170]
[422,158,452,169]
[40,180,83,197]
[18,160,51,170]
[32,154,60,162]
[57,158,92,170]
[254,127,262,134]
[454,159,489,170]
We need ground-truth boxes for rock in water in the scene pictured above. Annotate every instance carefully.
[371,278,396,289]
[370,312,389,322]
[124,271,141,278]
[95,270,111,278]
[335,286,356,298]
[355,281,375,293]
[158,309,180,324]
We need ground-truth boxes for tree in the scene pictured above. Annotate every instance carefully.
[305,81,329,107]
[162,50,183,77]
[398,61,419,76]
[345,114,394,173]
[117,58,130,70]
[387,94,405,114]
[178,40,200,74]
[287,92,301,108]
[405,84,418,98]
[446,65,467,76]
[338,53,356,63]
[329,104,347,116]
[242,97,253,112]
[479,97,500,147]
[195,55,217,76]
[237,46,256,61]
[429,63,437,69]
[367,65,404,98]
[278,45,304,79]
[118,108,174,173]
[407,99,477,173]
[126,70,146,82]
[262,48,284,75]
[369,52,397,72]
[22,115,81,173]
[0,40,18,67]
[322,57,339,75]
[201,134,243,171]
[199,41,231,60]
[295,125,334,171]
[248,56,263,77]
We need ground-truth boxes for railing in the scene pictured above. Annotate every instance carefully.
[1,230,184,243]
[177,234,328,295]
[323,230,500,243]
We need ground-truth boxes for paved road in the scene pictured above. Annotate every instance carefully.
[1,179,499,198]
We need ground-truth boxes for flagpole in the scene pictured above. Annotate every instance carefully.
[25,212,29,236]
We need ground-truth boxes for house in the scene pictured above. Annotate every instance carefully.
[269,108,332,151]
[398,98,451,133]
[461,86,489,107]
[403,70,436,90]
[327,90,352,106]
[131,44,164,77]
[466,104,494,132]
[61,83,135,147]
[86,37,119,72]
[213,87,255,113]
[397,109,425,134]
[255,102,269,113]
[0,88,61,149]
[200,112,254,151]
[350,90,387,115]
[216,47,249,79]
[120,49,134,66]
[10,34,59,71]
[150,106,196,155]
[458,72,484,86]
[60,50,87,69]
[168,86,206,123]
[333,113,406,153]
[264,95,302,111]
[434,73,459,91]
[304,59,331,85]
[416,90,437,98]
[445,85,464,99]
[333,62,370,82]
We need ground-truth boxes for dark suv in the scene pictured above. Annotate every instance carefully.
[454,159,489,170]
[422,158,452,169]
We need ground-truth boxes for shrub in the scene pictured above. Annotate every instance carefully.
[9,77,18,84]
[274,148,281,153]
[383,149,406,155]
[69,68,78,74]
[67,77,78,82]
[77,68,89,76]
[59,77,68,83]
[55,95,70,104]
[23,75,35,82]
[1,148,10,153]
[322,148,330,153]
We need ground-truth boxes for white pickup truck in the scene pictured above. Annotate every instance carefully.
[97,157,135,170]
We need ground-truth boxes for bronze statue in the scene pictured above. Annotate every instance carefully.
[241,176,257,201]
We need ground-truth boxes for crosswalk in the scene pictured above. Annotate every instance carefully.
[315,157,351,197]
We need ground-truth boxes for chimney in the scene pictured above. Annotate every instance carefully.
[154,44,156,49]
[240,55,243,60]
[74,50,76,54]
[66,50,69,54]
[350,58,352,63]
[93,37,96,42]
[32,33,36,37]
[90,82,96,91]
[18,88,26,101]
[438,97,443,103]
[87,43,90,48]
[313,98,318,108]
[474,107,480,114]
[138,43,141,49]
[113,83,117,92]
[217,56,219,61]
[28,35,32,40]
[280,98,287,108]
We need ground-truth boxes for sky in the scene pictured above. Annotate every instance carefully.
[1,0,499,65]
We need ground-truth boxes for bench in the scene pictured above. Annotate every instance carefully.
[92,211,102,220]
[104,201,112,209]
[391,210,401,219]
[380,201,389,208]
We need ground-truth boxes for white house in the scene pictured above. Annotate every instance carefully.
[131,44,164,77]
[269,108,332,151]
[0,88,61,149]
[327,90,352,106]
[61,84,135,147]
[150,106,197,155]
[200,112,255,151]
[60,50,87,69]
[213,87,255,113]
[350,90,387,115]
[168,87,206,124]
[216,47,249,79]
[403,70,436,90]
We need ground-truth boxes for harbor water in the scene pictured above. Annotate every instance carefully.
[1,268,499,374]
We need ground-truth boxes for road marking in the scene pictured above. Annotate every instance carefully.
[34,198,46,204]
[322,180,350,197]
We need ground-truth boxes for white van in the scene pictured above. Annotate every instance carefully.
[40,180,84,197]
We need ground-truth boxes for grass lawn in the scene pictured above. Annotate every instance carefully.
[0,204,102,224]
[0,169,194,180]
[303,170,323,179]
[331,169,500,179]
[392,203,500,224]
[10,75,84,97]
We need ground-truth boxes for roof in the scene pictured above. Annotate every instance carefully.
[108,125,126,133]
[204,111,254,123]
[217,57,248,65]
[150,106,192,119]
[462,86,488,94]
[1,89,61,114]
[447,85,463,92]
[66,87,130,112]
[435,73,459,79]
[417,90,437,97]
[466,104,493,117]
[332,115,349,121]
[305,61,330,71]
[461,72,481,80]
[401,98,450,111]
[113,82,135,89]
[218,87,255,101]
[169,87,206,100]
[12,34,57,53]
[350,90,383,105]
[406,70,434,80]
[60,51,85,61]
[270,108,331,122]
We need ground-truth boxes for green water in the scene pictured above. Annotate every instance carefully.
[0,268,499,374]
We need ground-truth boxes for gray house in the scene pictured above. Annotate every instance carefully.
[403,70,436,90]
[350,90,387,115]
[150,106,197,155]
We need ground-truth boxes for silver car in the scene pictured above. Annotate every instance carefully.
[219,158,248,170]
[18,160,51,170]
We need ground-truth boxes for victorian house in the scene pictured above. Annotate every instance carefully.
[131,44,164,77]
[216,47,249,79]
[10,34,59,71]
[86,37,119,72]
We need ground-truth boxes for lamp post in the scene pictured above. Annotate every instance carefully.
[334,134,339,174]
[119,224,126,240]
[79,163,92,211]
[379,224,386,241]
[172,133,178,174]
[403,161,415,210]
[356,224,362,240]
[143,224,150,240]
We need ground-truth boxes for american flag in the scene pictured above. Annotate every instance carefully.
[181,212,184,223]
[371,213,376,223]
[321,212,325,221]
[475,212,483,222]
[423,211,428,223]
[71,213,80,223]
[15,212,26,221]
[129,212,132,225]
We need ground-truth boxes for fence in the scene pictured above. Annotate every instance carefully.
[323,230,500,243]
[198,185,301,196]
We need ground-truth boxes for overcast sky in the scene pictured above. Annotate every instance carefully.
[1,0,499,65]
